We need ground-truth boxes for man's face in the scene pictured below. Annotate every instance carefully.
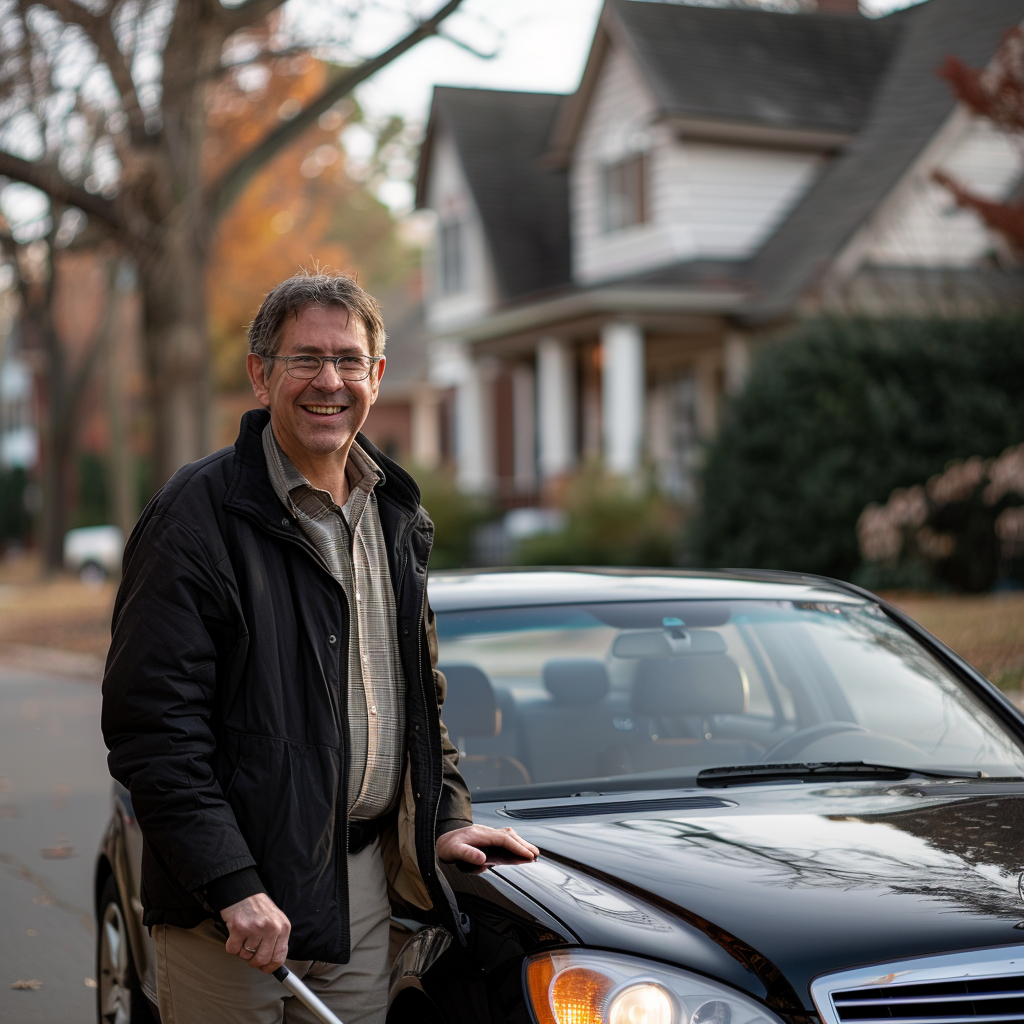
[247,304,385,459]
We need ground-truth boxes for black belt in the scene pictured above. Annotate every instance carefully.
[347,817,381,855]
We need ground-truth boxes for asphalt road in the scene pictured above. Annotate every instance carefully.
[0,663,111,1024]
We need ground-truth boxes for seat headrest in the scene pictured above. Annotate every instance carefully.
[543,658,610,707]
[439,664,499,737]
[633,656,746,716]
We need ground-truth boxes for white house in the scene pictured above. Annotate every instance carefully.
[415,0,1024,502]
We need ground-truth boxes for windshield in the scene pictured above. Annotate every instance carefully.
[434,598,1024,797]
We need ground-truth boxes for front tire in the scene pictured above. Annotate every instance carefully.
[96,874,157,1024]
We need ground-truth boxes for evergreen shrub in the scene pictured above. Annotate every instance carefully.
[693,316,1024,582]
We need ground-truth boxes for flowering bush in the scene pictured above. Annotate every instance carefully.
[857,445,1024,592]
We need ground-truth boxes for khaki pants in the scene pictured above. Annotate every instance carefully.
[154,837,391,1024]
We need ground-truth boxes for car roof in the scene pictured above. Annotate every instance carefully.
[427,567,866,613]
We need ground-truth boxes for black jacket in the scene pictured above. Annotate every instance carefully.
[101,409,473,963]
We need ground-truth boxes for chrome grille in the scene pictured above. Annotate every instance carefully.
[812,948,1024,1024]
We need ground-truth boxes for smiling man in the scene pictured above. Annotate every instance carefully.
[101,271,537,1024]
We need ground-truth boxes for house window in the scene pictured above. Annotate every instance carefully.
[601,152,647,233]
[438,219,464,295]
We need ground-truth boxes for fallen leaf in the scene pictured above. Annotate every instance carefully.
[0,805,15,818]
[11,980,42,990]
[84,978,97,988]
[25,929,36,936]
[31,895,53,905]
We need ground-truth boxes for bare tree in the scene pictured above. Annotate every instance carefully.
[0,0,467,485]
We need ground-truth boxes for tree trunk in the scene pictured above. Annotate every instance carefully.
[104,259,137,540]
[138,217,212,487]
[37,318,71,575]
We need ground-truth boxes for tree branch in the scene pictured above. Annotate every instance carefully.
[30,0,148,145]
[0,151,125,235]
[221,0,288,36]
[435,27,498,60]
[208,0,465,219]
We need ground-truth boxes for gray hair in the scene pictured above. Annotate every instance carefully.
[247,271,387,361]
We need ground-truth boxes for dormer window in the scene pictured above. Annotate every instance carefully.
[601,152,647,233]
[438,218,464,295]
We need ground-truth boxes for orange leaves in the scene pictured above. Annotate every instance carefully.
[934,26,1024,252]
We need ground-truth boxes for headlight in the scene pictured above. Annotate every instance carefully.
[525,949,785,1024]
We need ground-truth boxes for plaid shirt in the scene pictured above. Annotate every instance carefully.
[263,424,406,821]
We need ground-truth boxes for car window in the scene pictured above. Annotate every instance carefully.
[434,599,1024,797]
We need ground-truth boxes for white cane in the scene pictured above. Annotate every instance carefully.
[272,966,346,1024]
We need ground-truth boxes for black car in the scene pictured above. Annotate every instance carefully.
[96,569,1024,1024]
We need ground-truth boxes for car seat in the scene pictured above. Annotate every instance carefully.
[599,654,757,775]
[438,664,530,789]
[518,658,626,783]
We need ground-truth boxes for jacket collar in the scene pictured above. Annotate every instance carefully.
[223,408,423,533]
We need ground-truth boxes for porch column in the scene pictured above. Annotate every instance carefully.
[536,337,576,480]
[454,354,496,494]
[724,332,751,396]
[601,320,645,474]
[512,363,537,493]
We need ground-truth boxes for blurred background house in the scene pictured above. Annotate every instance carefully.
[415,0,1024,507]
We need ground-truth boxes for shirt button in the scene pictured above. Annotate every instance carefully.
[356,593,362,602]
[370,705,377,716]
[281,518,290,527]
[328,635,337,644]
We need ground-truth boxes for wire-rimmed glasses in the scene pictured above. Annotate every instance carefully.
[266,354,381,381]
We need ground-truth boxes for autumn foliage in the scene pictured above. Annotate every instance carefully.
[205,54,414,390]
[934,27,1024,253]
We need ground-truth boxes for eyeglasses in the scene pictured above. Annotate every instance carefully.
[266,354,381,381]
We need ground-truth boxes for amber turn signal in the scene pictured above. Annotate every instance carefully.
[526,958,617,1024]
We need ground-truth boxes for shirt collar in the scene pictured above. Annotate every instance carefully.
[262,422,384,511]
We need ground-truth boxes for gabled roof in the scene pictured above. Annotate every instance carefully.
[550,0,900,162]
[745,0,1024,322]
[415,87,571,302]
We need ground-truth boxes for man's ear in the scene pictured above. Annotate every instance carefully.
[247,353,272,408]
[369,356,386,405]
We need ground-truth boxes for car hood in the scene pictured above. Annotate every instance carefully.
[481,782,1024,1012]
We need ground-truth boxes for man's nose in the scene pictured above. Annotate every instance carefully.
[314,358,346,388]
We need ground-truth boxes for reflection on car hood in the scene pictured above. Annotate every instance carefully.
[482,783,1024,1012]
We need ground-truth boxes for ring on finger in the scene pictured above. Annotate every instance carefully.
[243,942,260,954]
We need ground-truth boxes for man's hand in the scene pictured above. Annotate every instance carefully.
[221,893,291,972]
[436,824,539,866]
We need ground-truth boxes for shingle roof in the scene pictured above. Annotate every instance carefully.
[418,87,571,302]
[746,0,1024,322]
[610,0,899,135]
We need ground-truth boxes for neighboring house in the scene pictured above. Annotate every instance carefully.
[415,0,1024,502]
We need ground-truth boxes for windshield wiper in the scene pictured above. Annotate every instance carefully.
[697,762,984,787]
